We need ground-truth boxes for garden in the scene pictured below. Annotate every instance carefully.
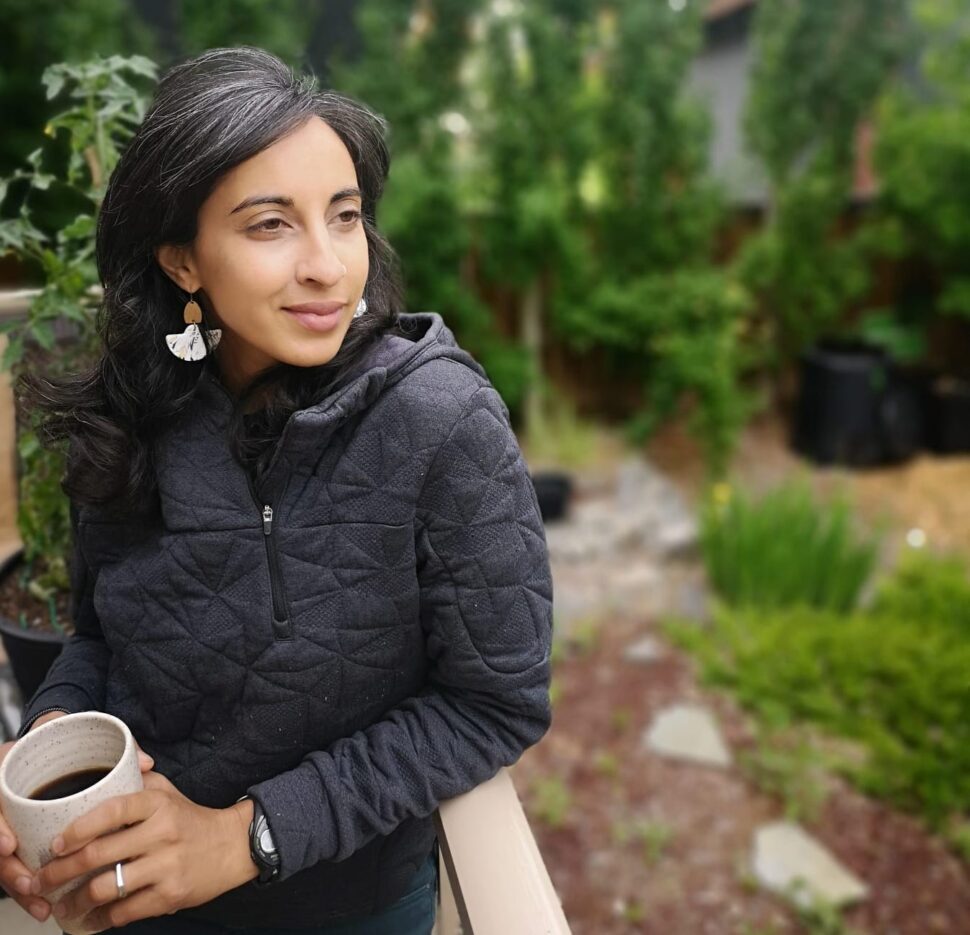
[0,1,968,933]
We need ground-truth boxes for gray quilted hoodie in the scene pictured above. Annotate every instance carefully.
[18,312,554,928]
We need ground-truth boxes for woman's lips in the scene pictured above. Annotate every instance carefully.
[282,304,345,333]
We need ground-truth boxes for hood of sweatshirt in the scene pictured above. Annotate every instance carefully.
[189,311,489,484]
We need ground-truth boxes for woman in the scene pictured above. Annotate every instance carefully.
[0,46,553,934]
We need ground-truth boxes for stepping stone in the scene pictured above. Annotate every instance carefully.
[643,703,732,767]
[623,635,663,664]
[752,821,869,910]
[656,516,699,559]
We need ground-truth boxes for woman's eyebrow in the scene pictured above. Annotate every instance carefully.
[229,188,363,215]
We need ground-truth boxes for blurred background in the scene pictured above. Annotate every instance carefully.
[0,1,968,932]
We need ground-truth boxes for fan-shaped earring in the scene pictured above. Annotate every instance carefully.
[353,297,367,320]
[165,292,222,361]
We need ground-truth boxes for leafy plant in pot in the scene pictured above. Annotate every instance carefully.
[0,55,156,705]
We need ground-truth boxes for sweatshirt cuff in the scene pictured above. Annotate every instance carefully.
[245,758,337,883]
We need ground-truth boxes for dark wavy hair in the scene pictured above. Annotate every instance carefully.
[18,46,405,517]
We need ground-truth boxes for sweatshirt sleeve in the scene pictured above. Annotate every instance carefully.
[246,383,554,878]
[17,500,111,738]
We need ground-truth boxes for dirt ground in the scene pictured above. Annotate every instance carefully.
[511,413,970,934]
[647,411,970,559]
[510,609,970,935]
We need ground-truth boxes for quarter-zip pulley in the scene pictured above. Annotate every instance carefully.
[246,475,293,640]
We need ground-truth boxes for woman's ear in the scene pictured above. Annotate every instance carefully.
[154,243,200,293]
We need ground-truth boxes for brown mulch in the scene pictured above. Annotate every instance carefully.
[646,411,970,559]
[509,609,970,934]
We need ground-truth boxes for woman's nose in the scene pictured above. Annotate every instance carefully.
[295,227,346,286]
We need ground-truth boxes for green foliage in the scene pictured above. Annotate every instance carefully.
[519,390,603,470]
[855,307,927,364]
[744,0,909,187]
[732,164,873,362]
[332,0,530,408]
[700,479,881,614]
[529,774,572,829]
[736,723,832,824]
[548,1,753,477]
[176,0,315,61]
[868,549,970,631]
[738,0,909,362]
[0,55,156,604]
[791,890,864,935]
[0,0,155,176]
[873,0,970,322]
[664,549,970,828]
[565,268,758,479]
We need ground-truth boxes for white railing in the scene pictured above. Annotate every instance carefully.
[432,767,571,935]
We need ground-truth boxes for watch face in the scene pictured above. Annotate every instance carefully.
[257,825,276,855]
[253,812,280,870]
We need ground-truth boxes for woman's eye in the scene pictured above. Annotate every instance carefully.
[337,209,362,226]
[249,217,286,233]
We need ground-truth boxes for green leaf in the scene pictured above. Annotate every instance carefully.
[0,335,24,372]
[30,319,56,351]
[17,432,40,460]
[59,214,96,241]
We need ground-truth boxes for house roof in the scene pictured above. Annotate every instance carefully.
[705,0,756,21]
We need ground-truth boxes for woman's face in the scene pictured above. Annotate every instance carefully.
[156,116,369,394]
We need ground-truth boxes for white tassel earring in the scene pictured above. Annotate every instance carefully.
[165,292,222,361]
[353,297,367,320]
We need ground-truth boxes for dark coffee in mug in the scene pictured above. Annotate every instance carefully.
[29,767,112,801]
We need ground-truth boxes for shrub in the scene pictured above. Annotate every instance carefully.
[664,551,970,828]
[700,478,881,614]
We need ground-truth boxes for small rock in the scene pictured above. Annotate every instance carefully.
[644,703,732,767]
[623,635,663,664]
[752,821,869,910]
[656,516,700,559]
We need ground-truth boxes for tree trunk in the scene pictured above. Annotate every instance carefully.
[521,275,545,442]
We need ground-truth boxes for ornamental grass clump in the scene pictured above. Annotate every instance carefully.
[700,478,881,614]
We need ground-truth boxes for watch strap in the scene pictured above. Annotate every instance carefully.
[236,794,281,885]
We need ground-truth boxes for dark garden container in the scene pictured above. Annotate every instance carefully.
[927,376,970,454]
[793,339,923,467]
[529,471,573,523]
[0,550,67,704]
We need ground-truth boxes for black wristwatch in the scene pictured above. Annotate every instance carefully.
[236,795,281,886]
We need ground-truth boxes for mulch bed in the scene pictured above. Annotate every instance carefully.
[510,609,970,934]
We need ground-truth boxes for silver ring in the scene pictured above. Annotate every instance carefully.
[115,861,127,900]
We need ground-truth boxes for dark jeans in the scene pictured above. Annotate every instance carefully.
[74,850,438,935]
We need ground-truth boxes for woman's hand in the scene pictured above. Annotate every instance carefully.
[30,770,258,933]
[0,711,155,925]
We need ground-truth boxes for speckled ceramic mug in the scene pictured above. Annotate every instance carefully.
[0,711,143,905]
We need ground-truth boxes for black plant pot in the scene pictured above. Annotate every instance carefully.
[927,376,970,454]
[0,617,66,705]
[793,339,923,467]
[530,471,573,523]
[0,551,68,705]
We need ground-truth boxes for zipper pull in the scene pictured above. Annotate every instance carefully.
[262,505,273,535]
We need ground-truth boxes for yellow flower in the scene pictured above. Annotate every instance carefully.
[43,123,55,137]
[712,482,732,506]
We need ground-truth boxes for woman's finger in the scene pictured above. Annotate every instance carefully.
[47,789,158,860]
[5,891,53,923]
[78,879,171,933]
[1,852,37,894]
[53,855,151,922]
[32,816,154,897]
